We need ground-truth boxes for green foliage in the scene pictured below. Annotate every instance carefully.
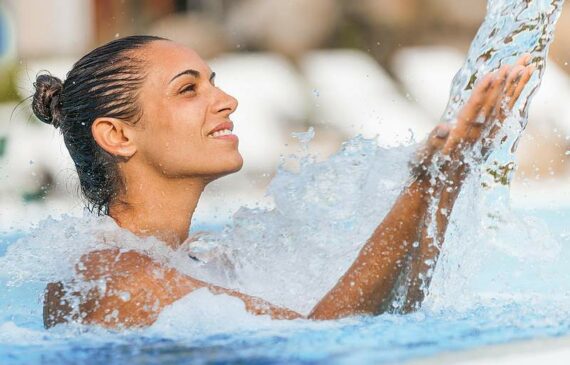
[0,136,6,158]
[483,161,516,188]
[0,62,19,102]
[22,184,50,203]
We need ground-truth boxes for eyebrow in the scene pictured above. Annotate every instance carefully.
[169,69,216,84]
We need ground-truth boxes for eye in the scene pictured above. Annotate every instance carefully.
[180,84,196,94]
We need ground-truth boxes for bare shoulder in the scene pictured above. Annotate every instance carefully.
[80,249,200,327]
[44,249,302,328]
[44,249,198,328]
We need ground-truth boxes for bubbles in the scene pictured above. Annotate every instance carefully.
[291,127,316,145]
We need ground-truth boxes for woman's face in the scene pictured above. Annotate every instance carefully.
[133,40,242,181]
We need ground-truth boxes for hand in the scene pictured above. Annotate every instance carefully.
[442,55,535,159]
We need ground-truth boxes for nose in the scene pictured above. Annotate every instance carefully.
[212,87,238,117]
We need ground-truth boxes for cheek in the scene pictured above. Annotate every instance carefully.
[150,100,206,145]
[138,103,207,171]
[148,123,204,165]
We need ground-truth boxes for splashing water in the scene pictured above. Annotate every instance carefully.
[445,0,563,179]
[192,0,567,314]
[0,0,568,363]
[428,0,566,309]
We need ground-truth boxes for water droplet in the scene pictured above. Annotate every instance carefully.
[291,127,315,144]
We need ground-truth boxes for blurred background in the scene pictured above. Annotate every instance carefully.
[1,0,570,229]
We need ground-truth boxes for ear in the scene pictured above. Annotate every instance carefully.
[91,117,137,158]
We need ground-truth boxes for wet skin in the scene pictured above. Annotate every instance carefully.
[43,41,535,328]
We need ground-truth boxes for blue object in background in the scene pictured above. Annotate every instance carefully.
[0,4,14,60]
[0,6,7,57]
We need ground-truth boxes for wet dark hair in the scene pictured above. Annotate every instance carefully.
[32,35,167,214]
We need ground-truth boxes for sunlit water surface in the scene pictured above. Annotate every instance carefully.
[1,0,569,363]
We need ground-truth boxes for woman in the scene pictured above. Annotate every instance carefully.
[37,36,534,328]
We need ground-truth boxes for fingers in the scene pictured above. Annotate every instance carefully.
[481,62,535,156]
[501,55,534,112]
[508,64,535,109]
[441,55,536,160]
[493,65,524,121]
[503,65,525,100]
[442,76,491,156]
[487,56,535,133]
[456,74,493,127]
[480,65,510,124]
[477,54,533,116]
[516,53,532,67]
[451,67,508,150]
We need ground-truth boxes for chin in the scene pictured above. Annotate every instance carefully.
[226,156,244,174]
[205,154,243,182]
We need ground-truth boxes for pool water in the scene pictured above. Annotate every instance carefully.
[3,306,570,365]
[0,206,569,365]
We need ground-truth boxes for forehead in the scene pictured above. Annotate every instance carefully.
[140,40,210,82]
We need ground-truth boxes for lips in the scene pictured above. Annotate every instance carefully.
[207,121,234,138]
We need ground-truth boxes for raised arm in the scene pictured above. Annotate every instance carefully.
[309,57,534,319]
[307,133,446,319]
[402,56,535,311]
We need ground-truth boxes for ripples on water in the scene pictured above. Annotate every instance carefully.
[0,0,568,363]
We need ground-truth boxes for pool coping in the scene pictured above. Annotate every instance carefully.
[408,335,570,364]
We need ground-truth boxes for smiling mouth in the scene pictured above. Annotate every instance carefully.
[208,129,233,138]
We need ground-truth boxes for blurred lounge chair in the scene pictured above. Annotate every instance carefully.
[392,46,464,121]
[301,49,434,147]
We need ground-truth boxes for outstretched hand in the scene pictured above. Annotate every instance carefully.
[400,56,535,313]
[442,54,535,159]
[412,55,535,180]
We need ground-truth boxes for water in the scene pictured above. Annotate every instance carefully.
[1,0,569,363]
[1,208,569,364]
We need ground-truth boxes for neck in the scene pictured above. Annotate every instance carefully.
[109,168,206,248]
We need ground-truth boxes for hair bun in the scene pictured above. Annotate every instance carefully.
[32,73,64,128]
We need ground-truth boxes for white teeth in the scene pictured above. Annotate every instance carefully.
[210,129,232,137]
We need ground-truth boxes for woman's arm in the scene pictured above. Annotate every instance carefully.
[309,58,534,319]
[401,58,535,312]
